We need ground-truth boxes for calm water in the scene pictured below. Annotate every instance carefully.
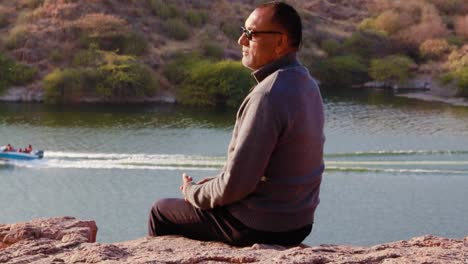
[1,90,467,246]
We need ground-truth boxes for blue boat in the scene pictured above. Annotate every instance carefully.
[0,146,44,161]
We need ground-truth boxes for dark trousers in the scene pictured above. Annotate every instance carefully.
[148,198,312,247]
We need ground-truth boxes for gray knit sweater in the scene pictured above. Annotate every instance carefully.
[184,52,325,232]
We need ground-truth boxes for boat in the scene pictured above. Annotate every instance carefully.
[0,146,44,161]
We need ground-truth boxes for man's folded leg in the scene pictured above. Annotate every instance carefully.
[148,198,247,245]
[148,198,312,247]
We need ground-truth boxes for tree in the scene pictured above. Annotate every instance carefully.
[315,55,368,89]
[177,60,253,107]
[369,55,415,83]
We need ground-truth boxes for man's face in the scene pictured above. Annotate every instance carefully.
[238,7,283,71]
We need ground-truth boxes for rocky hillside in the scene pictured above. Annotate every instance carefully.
[0,0,375,103]
[0,0,467,104]
[0,217,466,263]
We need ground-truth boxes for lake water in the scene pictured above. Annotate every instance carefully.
[1,90,467,246]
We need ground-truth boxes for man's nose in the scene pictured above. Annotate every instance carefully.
[238,33,249,46]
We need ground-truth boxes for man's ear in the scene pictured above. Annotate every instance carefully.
[275,34,289,55]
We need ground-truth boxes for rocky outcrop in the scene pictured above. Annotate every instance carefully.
[0,217,466,263]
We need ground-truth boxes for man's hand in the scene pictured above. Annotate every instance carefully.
[196,177,215,184]
[180,173,192,201]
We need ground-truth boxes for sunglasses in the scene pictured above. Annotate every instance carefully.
[241,26,283,40]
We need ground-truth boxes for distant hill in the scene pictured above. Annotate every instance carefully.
[0,0,466,105]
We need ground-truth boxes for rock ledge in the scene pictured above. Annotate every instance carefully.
[0,217,466,263]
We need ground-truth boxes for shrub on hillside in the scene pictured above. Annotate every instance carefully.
[454,15,468,39]
[73,14,147,55]
[0,53,37,94]
[20,0,45,9]
[178,60,253,107]
[148,0,179,19]
[343,31,393,59]
[419,38,450,59]
[442,67,468,97]
[43,68,97,103]
[320,39,341,56]
[454,67,468,96]
[0,12,8,28]
[447,48,468,71]
[5,25,28,50]
[73,13,129,38]
[315,55,369,89]
[185,9,208,27]
[44,52,157,103]
[163,52,203,85]
[9,63,37,86]
[161,18,191,40]
[96,59,157,99]
[373,10,413,35]
[221,22,240,41]
[201,43,224,60]
[73,44,104,67]
[447,36,464,47]
[369,55,415,83]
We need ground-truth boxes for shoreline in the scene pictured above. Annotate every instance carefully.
[0,87,177,104]
[396,92,468,107]
[2,85,468,107]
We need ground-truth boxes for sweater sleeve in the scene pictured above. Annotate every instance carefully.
[184,91,281,209]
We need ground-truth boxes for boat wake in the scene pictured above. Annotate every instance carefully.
[3,150,468,175]
[8,151,226,171]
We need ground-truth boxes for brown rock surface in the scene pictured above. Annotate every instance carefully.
[0,217,466,263]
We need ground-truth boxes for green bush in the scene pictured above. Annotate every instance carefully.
[5,26,28,50]
[369,55,415,83]
[343,31,393,59]
[315,55,369,89]
[320,39,341,56]
[22,0,45,9]
[43,68,97,103]
[0,12,9,28]
[73,13,147,55]
[0,53,37,94]
[9,63,37,86]
[445,67,468,97]
[148,0,179,19]
[44,51,157,103]
[221,22,240,41]
[439,73,454,85]
[178,60,253,107]
[83,33,148,56]
[162,18,191,40]
[163,52,202,85]
[185,9,208,27]
[96,60,157,98]
[447,36,464,47]
[73,44,104,67]
[201,43,224,60]
[455,67,468,96]
[50,50,63,63]
[119,33,148,55]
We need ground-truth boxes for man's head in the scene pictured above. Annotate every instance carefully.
[238,1,302,71]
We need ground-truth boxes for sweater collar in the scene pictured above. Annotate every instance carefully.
[252,52,299,83]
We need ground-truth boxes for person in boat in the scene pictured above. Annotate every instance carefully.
[5,144,14,152]
[148,1,324,247]
[25,145,32,153]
